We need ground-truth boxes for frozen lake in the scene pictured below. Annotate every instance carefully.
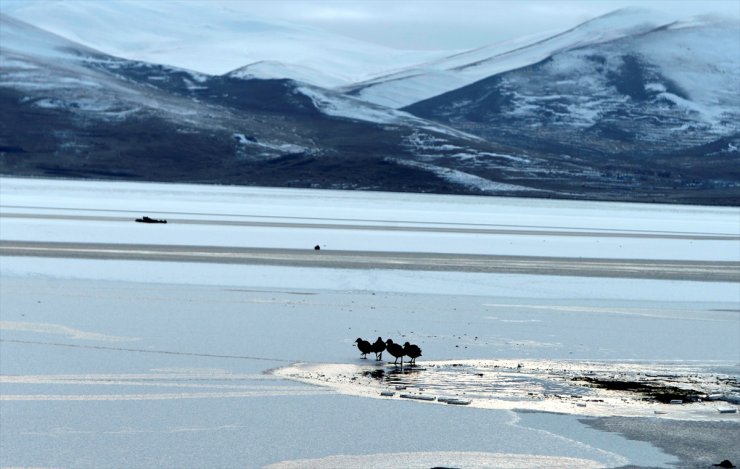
[1,177,739,468]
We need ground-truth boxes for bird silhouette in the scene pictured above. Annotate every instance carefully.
[403,342,422,365]
[354,338,373,359]
[371,337,386,361]
[385,339,405,365]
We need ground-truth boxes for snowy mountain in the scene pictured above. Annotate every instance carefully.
[344,8,682,108]
[4,0,446,88]
[1,5,738,204]
[0,14,548,196]
[403,11,740,188]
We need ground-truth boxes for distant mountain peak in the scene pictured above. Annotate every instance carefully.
[2,6,738,204]
[344,8,738,109]
[3,1,447,87]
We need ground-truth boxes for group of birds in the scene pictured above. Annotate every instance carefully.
[354,337,422,365]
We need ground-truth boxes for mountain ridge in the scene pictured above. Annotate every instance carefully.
[4,0,450,87]
[1,8,738,205]
[1,14,555,198]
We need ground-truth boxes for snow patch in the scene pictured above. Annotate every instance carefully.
[5,1,450,87]
[297,85,418,125]
[0,321,139,342]
[275,359,740,420]
[265,452,605,469]
[390,158,540,193]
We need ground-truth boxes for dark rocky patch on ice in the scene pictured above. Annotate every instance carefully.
[575,376,707,404]
[276,359,740,418]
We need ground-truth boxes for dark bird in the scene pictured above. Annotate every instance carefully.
[385,339,405,365]
[403,342,422,365]
[371,337,386,361]
[714,460,736,469]
[354,338,373,359]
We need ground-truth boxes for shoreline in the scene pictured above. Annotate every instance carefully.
[273,359,740,420]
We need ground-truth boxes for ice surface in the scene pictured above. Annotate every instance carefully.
[1,177,738,262]
[264,451,607,468]
[1,278,688,468]
[277,359,740,420]
[1,177,737,468]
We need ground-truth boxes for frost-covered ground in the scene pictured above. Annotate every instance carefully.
[1,177,738,468]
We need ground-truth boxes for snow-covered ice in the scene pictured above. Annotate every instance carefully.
[1,177,738,468]
[2,177,738,262]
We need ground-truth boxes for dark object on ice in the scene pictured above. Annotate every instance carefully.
[314,245,320,250]
[354,338,373,359]
[403,341,422,365]
[575,376,705,404]
[714,461,736,468]
[135,216,167,224]
[363,369,385,380]
[385,339,405,365]
[371,337,386,361]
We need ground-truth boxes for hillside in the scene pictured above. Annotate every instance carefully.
[0,14,547,197]
[4,0,445,87]
[1,7,738,205]
[402,12,740,204]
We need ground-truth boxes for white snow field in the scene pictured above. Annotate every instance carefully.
[4,0,448,87]
[346,9,740,114]
[1,177,739,468]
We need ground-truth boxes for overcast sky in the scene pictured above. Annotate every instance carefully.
[3,0,739,50]
[242,0,740,49]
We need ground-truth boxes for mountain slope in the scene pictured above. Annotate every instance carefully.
[2,11,738,204]
[5,0,445,87]
[391,11,740,204]
[344,8,681,108]
[0,14,547,196]
[403,15,739,157]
